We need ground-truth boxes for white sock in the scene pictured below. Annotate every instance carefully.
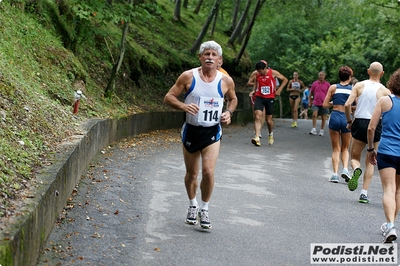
[200,200,209,210]
[360,190,367,196]
[189,198,198,207]
[269,132,273,136]
[343,168,348,173]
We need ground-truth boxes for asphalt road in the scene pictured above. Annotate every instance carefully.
[37,118,397,266]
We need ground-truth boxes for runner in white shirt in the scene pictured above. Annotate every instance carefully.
[344,62,391,204]
[164,41,237,229]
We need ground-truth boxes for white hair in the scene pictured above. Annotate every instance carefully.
[199,41,222,56]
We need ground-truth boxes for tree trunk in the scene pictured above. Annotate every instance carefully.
[183,0,189,9]
[104,0,133,97]
[189,0,222,54]
[229,0,241,32]
[193,0,204,14]
[228,0,251,46]
[235,0,265,63]
[209,4,219,36]
[173,0,182,21]
[237,16,250,42]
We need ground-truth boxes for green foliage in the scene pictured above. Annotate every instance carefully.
[249,0,400,80]
[247,0,400,116]
[69,0,160,25]
[0,1,104,209]
[0,0,245,214]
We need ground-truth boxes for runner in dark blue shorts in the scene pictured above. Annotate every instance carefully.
[322,66,353,183]
[181,123,221,153]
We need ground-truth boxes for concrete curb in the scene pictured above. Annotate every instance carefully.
[0,111,185,266]
[0,92,253,266]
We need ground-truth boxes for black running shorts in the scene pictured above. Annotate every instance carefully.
[351,118,381,144]
[254,97,274,115]
[181,123,222,153]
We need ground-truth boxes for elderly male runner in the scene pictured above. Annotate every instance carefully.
[164,40,237,229]
[344,62,390,203]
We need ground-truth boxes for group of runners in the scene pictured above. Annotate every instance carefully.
[164,40,400,244]
[245,59,400,243]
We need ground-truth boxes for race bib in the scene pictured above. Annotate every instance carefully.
[198,96,223,123]
[261,86,271,95]
[292,81,301,90]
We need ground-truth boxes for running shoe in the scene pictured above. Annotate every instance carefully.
[381,222,388,235]
[185,205,198,225]
[341,169,350,183]
[268,135,274,145]
[310,128,317,135]
[198,209,212,229]
[329,175,339,183]
[319,130,324,136]
[251,138,261,147]
[359,193,370,204]
[348,167,362,191]
[383,226,397,243]
[291,122,297,128]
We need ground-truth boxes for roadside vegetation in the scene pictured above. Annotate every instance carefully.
[0,0,249,219]
[1,0,399,220]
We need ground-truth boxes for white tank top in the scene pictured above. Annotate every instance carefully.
[354,80,383,119]
[184,68,224,127]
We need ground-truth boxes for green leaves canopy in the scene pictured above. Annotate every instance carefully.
[248,0,400,85]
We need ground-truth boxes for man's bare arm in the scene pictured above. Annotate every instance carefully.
[222,76,238,125]
[246,71,257,87]
[164,71,199,116]
[273,70,288,96]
